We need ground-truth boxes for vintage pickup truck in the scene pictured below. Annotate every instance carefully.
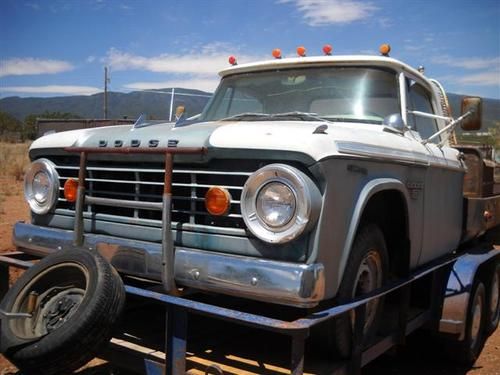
[2,45,499,373]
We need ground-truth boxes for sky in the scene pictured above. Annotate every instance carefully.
[0,0,499,99]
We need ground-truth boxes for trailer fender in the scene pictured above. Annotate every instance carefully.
[439,249,500,340]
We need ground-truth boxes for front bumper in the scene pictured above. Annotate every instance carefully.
[13,222,325,307]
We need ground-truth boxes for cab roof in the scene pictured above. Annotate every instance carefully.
[219,55,427,82]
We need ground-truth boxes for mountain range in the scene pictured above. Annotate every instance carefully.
[0,89,498,132]
[0,88,211,122]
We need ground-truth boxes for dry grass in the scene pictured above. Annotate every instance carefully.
[0,142,30,215]
[0,142,31,181]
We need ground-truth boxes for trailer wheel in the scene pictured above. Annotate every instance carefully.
[0,249,125,375]
[449,280,487,366]
[486,263,500,334]
[320,223,389,358]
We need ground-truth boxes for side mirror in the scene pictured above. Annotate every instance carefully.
[461,97,482,131]
[383,113,405,132]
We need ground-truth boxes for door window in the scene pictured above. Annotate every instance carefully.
[407,81,439,142]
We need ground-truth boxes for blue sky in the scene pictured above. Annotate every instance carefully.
[1,0,499,99]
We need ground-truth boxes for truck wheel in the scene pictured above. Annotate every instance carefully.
[449,281,487,366]
[486,263,499,334]
[322,223,389,358]
[0,249,125,375]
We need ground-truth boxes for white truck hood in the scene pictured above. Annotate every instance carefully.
[30,120,438,165]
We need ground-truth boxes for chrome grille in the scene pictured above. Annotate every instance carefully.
[51,160,251,230]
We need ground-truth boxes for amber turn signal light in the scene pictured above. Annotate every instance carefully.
[296,46,306,57]
[272,48,282,59]
[205,186,231,216]
[379,43,391,56]
[64,178,78,202]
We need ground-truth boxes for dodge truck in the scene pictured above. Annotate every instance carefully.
[1,44,498,374]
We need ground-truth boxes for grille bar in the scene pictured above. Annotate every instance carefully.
[85,196,163,211]
[58,176,245,190]
[56,165,252,176]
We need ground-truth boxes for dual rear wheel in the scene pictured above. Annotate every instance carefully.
[446,261,499,367]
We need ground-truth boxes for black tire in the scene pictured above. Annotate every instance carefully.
[447,281,487,367]
[0,249,126,375]
[319,223,389,358]
[486,262,500,335]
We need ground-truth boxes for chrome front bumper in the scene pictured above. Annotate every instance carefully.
[13,222,325,307]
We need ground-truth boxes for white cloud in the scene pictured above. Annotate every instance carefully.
[86,56,96,63]
[432,54,500,90]
[431,55,500,70]
[0,85,101,95]
[280,0,378,26]
[25,2,40,10]
[0,58,74,77]
[106,44,264,93]
[456,71,500,87]
[124,78,219,92]
[104,45,262,75]
[404,45,424,52]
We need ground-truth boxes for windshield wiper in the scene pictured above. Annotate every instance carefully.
[272,111,332,123]
[322,116,383,124]
[220,111,333,123]
[219,112,272,121]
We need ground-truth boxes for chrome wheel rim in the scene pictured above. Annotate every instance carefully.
[351,250,383,332]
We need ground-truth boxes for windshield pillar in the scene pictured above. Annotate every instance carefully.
[398,72,409,128]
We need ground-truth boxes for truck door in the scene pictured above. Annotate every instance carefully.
[406,79,464,264]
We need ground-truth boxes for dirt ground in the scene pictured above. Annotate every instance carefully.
[0,178,498,374]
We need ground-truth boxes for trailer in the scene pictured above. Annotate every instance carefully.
[0,236,498,374]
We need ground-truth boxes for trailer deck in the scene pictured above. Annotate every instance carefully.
[2,243,498,375]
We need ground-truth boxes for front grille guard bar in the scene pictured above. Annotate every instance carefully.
[65,146,206,294]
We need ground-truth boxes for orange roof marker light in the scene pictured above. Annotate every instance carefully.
[272,48,282,59]
[64,178,78,203]
[297,46,306,57]
[322,44,333,56]
[379,43,391,57]
[228,55,237,66]
[205,186,232,216]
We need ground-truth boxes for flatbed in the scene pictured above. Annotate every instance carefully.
[0,239,498,374]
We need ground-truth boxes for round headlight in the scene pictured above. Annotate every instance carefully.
[241,164,321,244]
[24,159,60,214]
[256,182,296,228]
[33,171,51,203]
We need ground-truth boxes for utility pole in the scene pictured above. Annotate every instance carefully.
[104,66,110,119]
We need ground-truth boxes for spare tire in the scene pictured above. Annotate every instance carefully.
[0,249,126,374]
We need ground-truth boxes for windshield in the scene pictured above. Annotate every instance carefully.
[199,67,400,124]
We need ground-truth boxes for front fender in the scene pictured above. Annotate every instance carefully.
[336,178,411,287]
